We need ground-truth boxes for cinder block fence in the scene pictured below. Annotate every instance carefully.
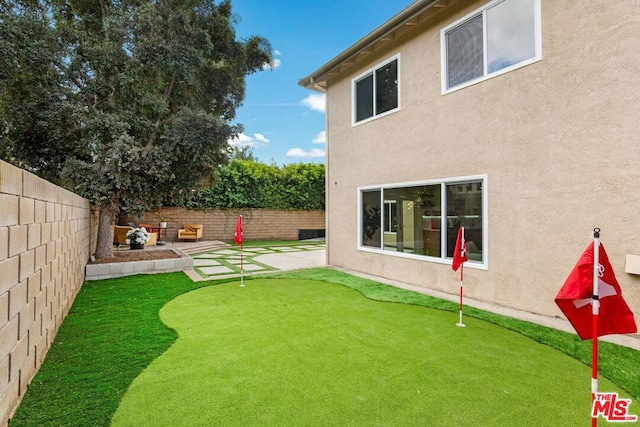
[0,159,326,425]
[122,207,326,243]
[0,160,95,426]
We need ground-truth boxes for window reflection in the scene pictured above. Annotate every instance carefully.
[354,56,399,123]
[487,0,536,74]
[362,190,381,248]
[375,60,398,115]
[443,0,539,90]
[446,182,483,261]
[360,180,484,263]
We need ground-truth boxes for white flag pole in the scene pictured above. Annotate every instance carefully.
[239,240,244,287]
[238,214,245,287]
[591,228,600,427]
[456,226,466,327]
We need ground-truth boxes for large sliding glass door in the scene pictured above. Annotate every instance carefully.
[359,176,486,267]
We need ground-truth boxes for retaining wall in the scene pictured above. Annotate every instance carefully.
[85,249,193,281]
[0,161,94,426]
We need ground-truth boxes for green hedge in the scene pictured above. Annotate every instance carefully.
[183,160,325,210]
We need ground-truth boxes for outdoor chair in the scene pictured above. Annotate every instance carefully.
[114,226,134,249]
[178,224,203,241]
[146,232,158,246]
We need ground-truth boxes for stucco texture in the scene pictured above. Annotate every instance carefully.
[321,0,640,326]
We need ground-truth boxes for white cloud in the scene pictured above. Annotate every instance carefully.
[312,130,326,144]
[286,148,326,158]
[300,93,325,113]
[228,132,270,148]
[263,58,282,70]
[253,133,269,143]
[263,50,282,70]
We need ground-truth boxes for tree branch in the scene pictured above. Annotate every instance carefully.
[163,71,178,102]
[146,71,179,147]
[100,0,108,19]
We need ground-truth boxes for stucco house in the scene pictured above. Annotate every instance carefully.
[299,0,640,329]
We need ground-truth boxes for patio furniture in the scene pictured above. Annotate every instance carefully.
[178,224,203,241]
[147,232,158,246]
[114,226,134,249]
[139,223,165,244]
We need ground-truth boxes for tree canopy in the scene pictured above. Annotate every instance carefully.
[0,0,272,257]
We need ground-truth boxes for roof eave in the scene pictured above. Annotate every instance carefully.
[298,0,445,91]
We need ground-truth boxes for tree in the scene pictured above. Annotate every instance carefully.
[229,145,258,162]
[0,3,86,183]
[0,0,272,258]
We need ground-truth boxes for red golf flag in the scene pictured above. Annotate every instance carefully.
[451,227,468,272]
[234,215,243,245]
[555,241,637,340]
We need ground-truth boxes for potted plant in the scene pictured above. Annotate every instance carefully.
[159,216,167,229]
[126,227,151,250]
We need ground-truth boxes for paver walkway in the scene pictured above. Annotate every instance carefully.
[187,243,325,281]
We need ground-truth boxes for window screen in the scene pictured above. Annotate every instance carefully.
[355,74,374,122]
[446,14,483,89]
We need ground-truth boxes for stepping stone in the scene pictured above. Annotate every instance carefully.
[193,259,220,267]
[199,266,235,275]
[242,264,268,271]
[212,249,240,255]
[193,254,224,259]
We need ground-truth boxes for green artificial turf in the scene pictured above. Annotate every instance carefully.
[10,273,205,427]
[110,278,634,427]
[9,269,640,426]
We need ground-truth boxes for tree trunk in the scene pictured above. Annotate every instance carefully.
[95,205,117,259]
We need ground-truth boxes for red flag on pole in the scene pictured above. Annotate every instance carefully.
[234,215,243,245]
[235,215,245,287]
[555,240,637,340]
[452,227,468,272]
[452,227,468,327]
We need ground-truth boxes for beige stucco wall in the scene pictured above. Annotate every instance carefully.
[323,0,640,328]
[0,161,94,425]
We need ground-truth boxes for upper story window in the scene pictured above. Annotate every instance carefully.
[441,0,541,93]
[353,55,400,125]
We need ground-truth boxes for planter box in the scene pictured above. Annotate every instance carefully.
[85,249,193,281]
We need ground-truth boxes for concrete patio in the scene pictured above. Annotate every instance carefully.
[85,240,327,281]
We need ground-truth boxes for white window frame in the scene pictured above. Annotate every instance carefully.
[440,0,542,94]
[357,174,489,270]
[352,54,401,126]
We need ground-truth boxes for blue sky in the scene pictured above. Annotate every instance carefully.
[229,0,415,165]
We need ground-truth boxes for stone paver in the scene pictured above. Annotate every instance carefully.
[193,259,220,267]
[190,244,325,280]
[200,266,235,275]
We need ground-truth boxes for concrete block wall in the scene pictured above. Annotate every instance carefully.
[0,161,93,426]
[124,207,325,243]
